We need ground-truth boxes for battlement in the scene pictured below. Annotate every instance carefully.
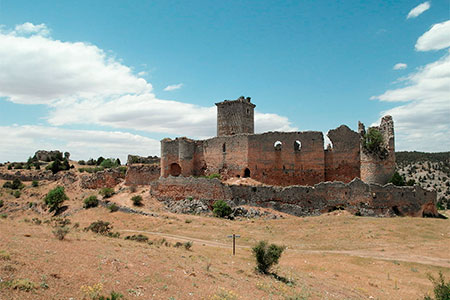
[215,96,255,136]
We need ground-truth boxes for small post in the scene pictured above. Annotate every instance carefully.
[227,234,240,255]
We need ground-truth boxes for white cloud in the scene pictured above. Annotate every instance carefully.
[164,83,183,91]
[415,20,450,51]
[0,24,151,105]
[0,23,297,146]
[372,35,450,152]
[12,22,50,36]
[393,63,407,70]
[407,1,430,19]
[0,125,160,162]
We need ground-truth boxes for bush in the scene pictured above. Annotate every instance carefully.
[213,200,232,218]
[125,234,149,243]
[99,291,124,300]
[108,203,119,212]
[0,199,3,207]
[86,158,97,165]
[78,160,86,165]
[389,172,405,186]
[31,180,39,187]
[83,195,99,209]
[131,195,143,206]
[7,164,12,170]
[100,188,114,198]
[3,179,24,190]
[424,272,450,300]
[13,190,20,198]
[252,241,285,274]
[99,158,119,169]
[44,186,68,213]
[84,220,112,235]
[52,226,69,240]
[96,156,105,166]
[362,127,388,158]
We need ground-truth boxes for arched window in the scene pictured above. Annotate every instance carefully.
[243,168,251,178]
[294,140,302,151]
[222,143,226,153]
[274,141,282,151]
[169,163,182,176]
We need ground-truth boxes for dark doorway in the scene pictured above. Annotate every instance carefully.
[169,163,182,176]
[243,168,251,178]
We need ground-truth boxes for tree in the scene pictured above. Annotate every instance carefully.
[44,186,68,213]
[212,200,232,218]
[389,172,405,186]
[96,156,105,166]
[252,241,285,274]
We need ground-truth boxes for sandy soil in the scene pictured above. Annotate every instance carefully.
[0,172,449,299]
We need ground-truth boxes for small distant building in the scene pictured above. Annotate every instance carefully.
[160,96,395,186]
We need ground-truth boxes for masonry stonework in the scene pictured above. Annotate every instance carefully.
[161,97,396,186]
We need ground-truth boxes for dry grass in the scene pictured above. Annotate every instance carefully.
[0,172,449,299]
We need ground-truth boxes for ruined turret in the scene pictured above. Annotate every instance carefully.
[359,116,395,185]
[215,96,255,136]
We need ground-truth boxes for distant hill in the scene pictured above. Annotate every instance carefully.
[396,151,450,209]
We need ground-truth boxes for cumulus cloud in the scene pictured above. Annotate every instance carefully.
[407,1,430,19]
[371,21,450,152]
[0,125,160,162]
[393,63,407,70]
[164,83,183,91]
[415,20,450,51]
[0,22,297,156]
[0,25,151,105]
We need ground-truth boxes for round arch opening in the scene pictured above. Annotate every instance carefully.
[169,163,182,176]
[243,168,251,178]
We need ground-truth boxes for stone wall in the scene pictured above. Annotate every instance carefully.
[325,125,361,182]
[34,150,63,162]
[150,176,438,218]
[125,164,160,186]
[80,169,125,189]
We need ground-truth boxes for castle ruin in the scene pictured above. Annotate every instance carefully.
[161,96,396,186]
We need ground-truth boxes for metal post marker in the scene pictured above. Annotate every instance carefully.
[227,234,241,255]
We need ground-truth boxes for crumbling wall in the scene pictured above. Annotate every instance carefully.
[325,125,361,182]
[202,135,249,179]
[247,131,325,186]
[160,137,200,177]
[150,177,438,217]
[80,169,125,189]
[125,164,160,185]
[34,150,63,162]
[360,116,396,184]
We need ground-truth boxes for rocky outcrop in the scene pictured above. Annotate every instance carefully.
[34,150,64,162]
[127,155,160,165]
[80,169,125,189]
[125,164,160,186]
[150,176,438,218]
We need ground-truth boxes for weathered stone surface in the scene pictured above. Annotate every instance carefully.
[150,177,438,218]
[125,164,160,186]
[34,150,64,162]
[80,169,125,189]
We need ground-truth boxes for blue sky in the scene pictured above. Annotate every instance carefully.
[0,0,449,162]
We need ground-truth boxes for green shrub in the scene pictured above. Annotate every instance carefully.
[252,241,285,274]
[0,213,7,219]
[52,226,69,240]
[13,190,21,198]
[83,195,99,209]
[100,188,114,198]
[362,127,388,158]
[389,172,405,186]
[213,200,232,218]
[424,272,450,300]
[99,291,124,300]
[9,279,38,291]
[84,220,112,235]
[108,203,119,212]
[184,241,193,250]
[0,199,3,207]
[3,178,24,190]
[96,156,105,166]
[207,173,221,179]
[44,186,68,213]
[78,160,86,165]
[99,158,119,169]
[7,164,12,170]
[125,234,149,243]
[131,195,143,206]
[86,158,97,165]
[31,180,39,187]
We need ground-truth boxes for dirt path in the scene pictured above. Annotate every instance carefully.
[120,229,450,268]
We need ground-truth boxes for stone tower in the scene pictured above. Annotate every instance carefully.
[360,115,396,185]
[215,96,255,136]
